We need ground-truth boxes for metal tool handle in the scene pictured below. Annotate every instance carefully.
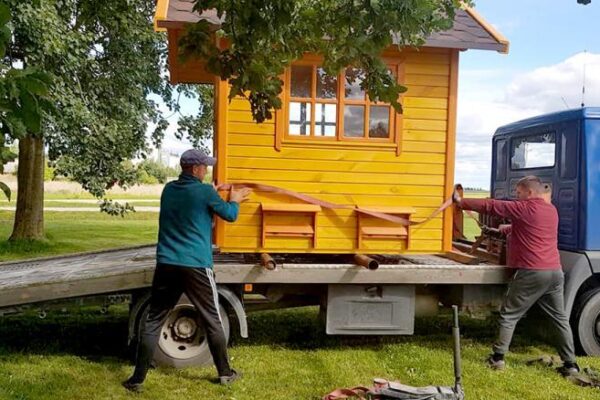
[452,305,462,390]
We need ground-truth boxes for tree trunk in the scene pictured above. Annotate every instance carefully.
[10,134,45,241]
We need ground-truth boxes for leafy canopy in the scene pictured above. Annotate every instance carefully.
[2,0,211,208]
[0,1,53,201]
[180,0,466,122]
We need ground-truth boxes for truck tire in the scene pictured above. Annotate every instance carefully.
[573,288,600,356]
[130,292,231,368]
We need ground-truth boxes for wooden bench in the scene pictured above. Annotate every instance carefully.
[261,203,321,248]
[356,206,416,250]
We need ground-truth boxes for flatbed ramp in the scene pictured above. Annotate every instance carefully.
[0,246,510,309]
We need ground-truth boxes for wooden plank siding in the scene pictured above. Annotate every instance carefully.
[216,48,456,254]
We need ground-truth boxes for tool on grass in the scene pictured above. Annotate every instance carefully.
[323,305,465,400]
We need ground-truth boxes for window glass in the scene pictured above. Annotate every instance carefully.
[289,102,312,136]
[316,68,337,99]
[495,139,507,181]
[290,66,312,98]
[344,105,365,137]
[511,133,556,169]
[315,103,336,137]
[368,106,390,138]
[344,68,365,100]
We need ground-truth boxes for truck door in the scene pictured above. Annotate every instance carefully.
[496,121,580,251]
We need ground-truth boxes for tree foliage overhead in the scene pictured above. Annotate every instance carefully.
[0,1,53,200]
[3,0,210,200]
[180,0,467,122]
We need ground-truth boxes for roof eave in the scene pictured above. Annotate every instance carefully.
[423,39,507,53]
[463,6,509,54]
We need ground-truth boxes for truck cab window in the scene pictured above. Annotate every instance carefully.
[511,133,556,169]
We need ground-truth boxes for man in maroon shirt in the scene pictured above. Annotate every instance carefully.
[454,175,579,375]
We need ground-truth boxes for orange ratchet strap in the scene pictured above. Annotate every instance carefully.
[218,182,455,227]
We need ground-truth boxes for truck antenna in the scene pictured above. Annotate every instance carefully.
[581,50,587,108]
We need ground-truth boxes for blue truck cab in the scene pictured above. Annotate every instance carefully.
[492,107,600,355]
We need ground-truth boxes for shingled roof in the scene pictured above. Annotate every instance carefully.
[155,0,509,54]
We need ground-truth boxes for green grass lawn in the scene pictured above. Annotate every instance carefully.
[0,307,598,400]
[1,200,599,399]
[0,211,158,261]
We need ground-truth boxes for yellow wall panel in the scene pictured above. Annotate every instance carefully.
[228,157,446,175]
[405,74,449,87]
[402,141,446,154]
[404,86,449,98]
[403,108,447,121]
[404,52,450,65]
[403,119,447,131]
[405,63,449,76]
[229,122,275,135]
[229,110,275,124]
[403,97,448,109]
[218,50,456,255]
[227,146,446,164]
[227,168,445,186]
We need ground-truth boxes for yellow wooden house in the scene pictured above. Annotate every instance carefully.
[154,1,508,256]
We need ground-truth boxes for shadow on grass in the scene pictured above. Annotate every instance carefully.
[0,308,130,361]
[0,305,558,362]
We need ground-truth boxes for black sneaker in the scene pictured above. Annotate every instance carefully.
[487,354,506,370]
[122,378,144,393]
[557,363,580,377]
[219,369,242,385]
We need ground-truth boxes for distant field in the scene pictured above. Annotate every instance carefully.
[0,174,163,200]
[0,211,157,261]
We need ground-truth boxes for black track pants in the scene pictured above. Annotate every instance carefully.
[131,263,232,382]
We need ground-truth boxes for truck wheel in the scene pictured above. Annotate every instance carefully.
[573,288,600,356]
[130,293,231,368]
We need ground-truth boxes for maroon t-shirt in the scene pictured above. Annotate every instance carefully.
[461,197,561,270]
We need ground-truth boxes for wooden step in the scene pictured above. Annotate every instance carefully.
[360,226,408,238]
[262,203,321,213]
[265,224,314,236]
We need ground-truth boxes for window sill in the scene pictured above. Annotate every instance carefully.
[282,138,397,150]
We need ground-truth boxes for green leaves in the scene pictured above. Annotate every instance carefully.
[2,0,190,216]
[0,2,9,26]
[184,0,464,120]
[0,181,10,201]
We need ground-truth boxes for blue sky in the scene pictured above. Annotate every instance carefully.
[455,0,600,189]
[157,1,600,189]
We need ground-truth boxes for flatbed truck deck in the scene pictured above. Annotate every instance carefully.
[0,245,511,368]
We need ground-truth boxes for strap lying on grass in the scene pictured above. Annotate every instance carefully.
[526,355,600,388]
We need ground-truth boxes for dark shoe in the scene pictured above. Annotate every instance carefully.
[557,363,580,377]
[219,369,242,385]
[487,354,506,370]
[122,378,144,393]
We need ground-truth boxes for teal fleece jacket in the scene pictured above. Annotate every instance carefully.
[156,173,239,268]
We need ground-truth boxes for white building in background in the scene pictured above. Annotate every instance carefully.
[3,161,16,173]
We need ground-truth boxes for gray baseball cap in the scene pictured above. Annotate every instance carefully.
[180,149,216,166]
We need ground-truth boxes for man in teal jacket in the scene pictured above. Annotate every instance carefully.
[123,149,251,392]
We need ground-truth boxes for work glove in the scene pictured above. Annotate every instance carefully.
[452,184,463,204]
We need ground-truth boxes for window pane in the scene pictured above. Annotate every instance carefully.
[291,66,312,98]
[495,139,507,181]
[315,103,337,137]
[316,68,337,99]
[343,105,365,137]
[511,133,556,169]
[289,102,312,136]
[345,67,366,99]
[368,106,390,138]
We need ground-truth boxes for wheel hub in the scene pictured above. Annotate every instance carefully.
[172,316,197,341]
